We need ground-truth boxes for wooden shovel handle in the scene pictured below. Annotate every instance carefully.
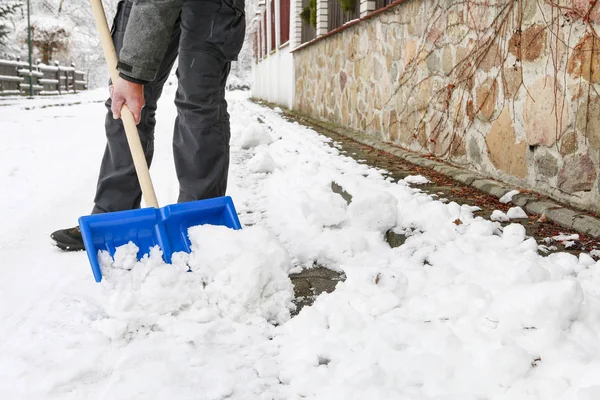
[90,0,159,209]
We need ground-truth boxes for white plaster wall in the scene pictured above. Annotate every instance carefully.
[251,45,294,109]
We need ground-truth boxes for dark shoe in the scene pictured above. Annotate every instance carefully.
[51,226,85,251]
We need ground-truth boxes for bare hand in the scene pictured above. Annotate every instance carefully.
[110,77,145,125]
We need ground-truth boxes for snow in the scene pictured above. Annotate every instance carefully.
[347,190,398,232]
[1,83,600,399]
[248,149,277,173]
[0,88,104,108]
[500,189,520,203]
[553,233,580,242]
[238,121,273,149]
[403,174,430,185]
[99,225,294,328]
[507,206,528,219]
[491,209,510,222]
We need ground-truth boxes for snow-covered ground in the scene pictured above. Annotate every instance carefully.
[1,82,600,400]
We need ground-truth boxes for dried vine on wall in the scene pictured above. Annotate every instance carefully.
[363,0,600,165]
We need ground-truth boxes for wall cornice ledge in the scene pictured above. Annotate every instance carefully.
[291,0,412,53]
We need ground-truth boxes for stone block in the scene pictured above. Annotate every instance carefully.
[572,214,600,238]
[557,153,597,193]
[545,207,580,230]
[567,33,600,83]
[508,24,547,62]
[503,66,523,99]
[471,179,507,198]
[524,77,567,147]
[526,200,560,216]
[442,48,454,76]
[486,108,528,179]
[468,136,482,164]
[535,153,559,178]
[511,194,537,208]
[479,42,502,72]
[450,136,467,158]
[452,173,478,186]
[475,78,498,122]
[575,95,600,150]
[426,51,442,75]
[560,131,579,156]
[471,179,509,196]
[572,0,600,23]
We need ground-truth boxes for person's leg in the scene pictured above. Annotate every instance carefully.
[173,0,245,202]
[51,1,181,250]
[92,0,181,213]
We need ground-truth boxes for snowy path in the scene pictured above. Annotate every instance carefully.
[1,83,600,400]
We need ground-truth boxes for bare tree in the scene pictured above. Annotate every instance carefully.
[28,18,70,63]
[0,1,22,45]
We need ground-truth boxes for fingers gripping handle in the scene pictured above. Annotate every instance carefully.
[90,0,159,209]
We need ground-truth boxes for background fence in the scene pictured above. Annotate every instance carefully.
[0,58,87,96]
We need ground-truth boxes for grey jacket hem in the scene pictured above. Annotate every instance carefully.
[117,0,183,83]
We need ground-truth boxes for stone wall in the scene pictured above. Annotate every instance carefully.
[294,0,600,212]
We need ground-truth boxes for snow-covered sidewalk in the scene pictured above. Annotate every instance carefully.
[1,83,599,400]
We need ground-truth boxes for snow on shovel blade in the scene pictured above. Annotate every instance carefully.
[78,196,242,282]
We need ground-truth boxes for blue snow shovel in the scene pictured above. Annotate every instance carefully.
[81,0,241,282]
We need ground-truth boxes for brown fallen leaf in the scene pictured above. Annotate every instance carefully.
[453,219,463,225]
[375,273,381,285]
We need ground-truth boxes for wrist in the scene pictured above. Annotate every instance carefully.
[118,72,148,85]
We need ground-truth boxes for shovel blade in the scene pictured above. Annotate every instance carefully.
[78,196,242,282]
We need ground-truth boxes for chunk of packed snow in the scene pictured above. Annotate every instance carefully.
[273,107,283,113]
[502,223,527,245]
[403,175,430,185]
[239,122,273,149]
[490,210,509,222]
[578,253,595,267]
[552,233,579,242]
[488,278,583,330]
[507,206,528,219]
[99,225,294,327]
[248,150,276,173]
[499,189,520,203]
[347,190,398,232]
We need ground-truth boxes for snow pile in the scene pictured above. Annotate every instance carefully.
[248,149,277,173]
[501,222,528,246]
[500,189,520,203]
[98,225,294,330]
[507,206,528,219]
[347,190,398,232]
[403,175,430,185]
[553,233,580,242]
[226,99,600,399]
[238,122,273,149]
[3,90,600,399]
[491,209,509,222]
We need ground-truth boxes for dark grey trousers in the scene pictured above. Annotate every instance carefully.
[93,0,245,213]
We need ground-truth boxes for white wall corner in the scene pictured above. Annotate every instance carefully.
[359,0,376,18]
[290,0,303,48]
[316,0,328,36]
